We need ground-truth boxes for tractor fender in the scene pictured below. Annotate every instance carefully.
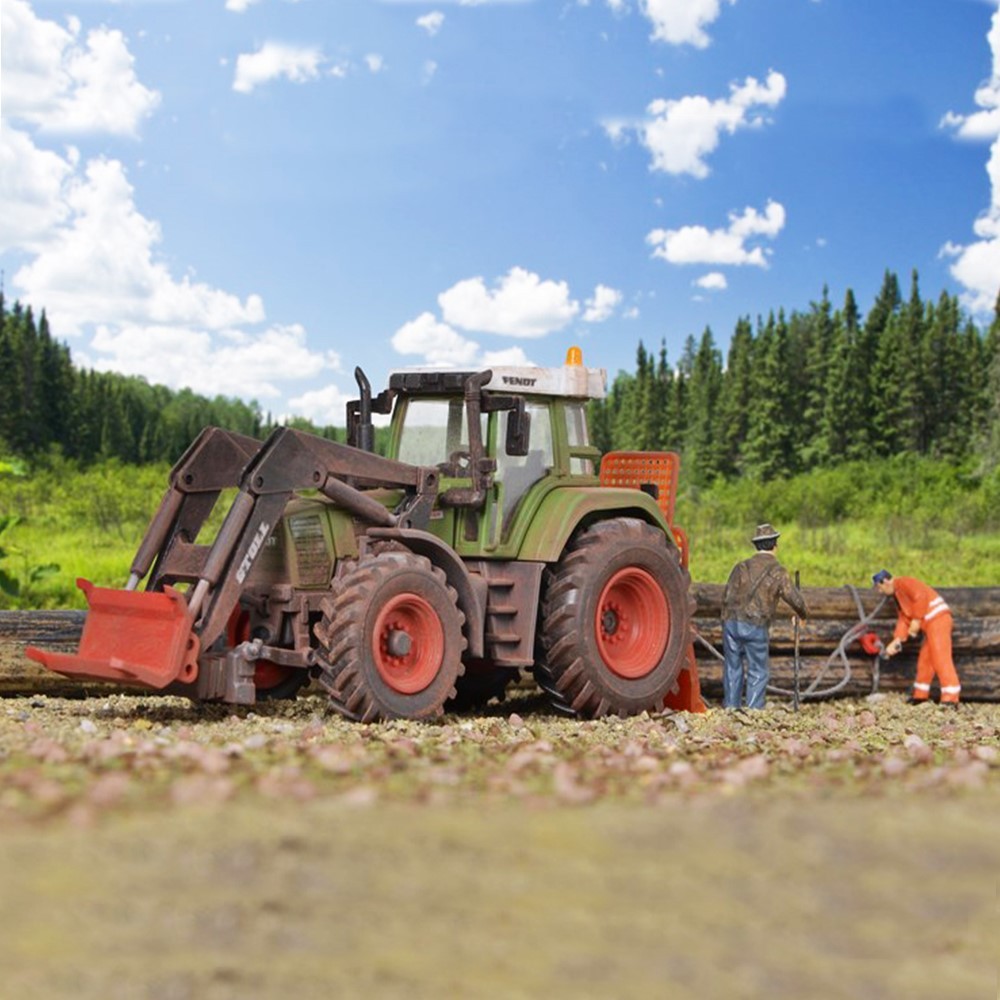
[365,526,487,660]
[515,487,675,564]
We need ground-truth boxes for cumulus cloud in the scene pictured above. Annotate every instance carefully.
[940,4,1000,316]
[2,1,338,407]
[640,0,737,48]
[695,272,728,290]
[365,54,385,73]
[80,322,339,402]
[286,383,359,427]
[0,128,76,252]
[2,0,160,136]
[225,0,262,11]
[15,158,265,334]
[605,71,786,178]
[391,267,578,367]
[233,42,324,93]
[582,284,623,322]
[439,267,579,337]
[647,200,786,268]
[417,12,446,35]
[392,312,481,366]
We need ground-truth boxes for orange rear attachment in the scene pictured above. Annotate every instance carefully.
[26,578,200,689]
[664,644,707,714]
[599,451,680,524]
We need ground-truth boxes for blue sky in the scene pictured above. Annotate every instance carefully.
[2,0,998,425]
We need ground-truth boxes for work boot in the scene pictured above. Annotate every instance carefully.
[940,702,960,710]
[907,697,930,706]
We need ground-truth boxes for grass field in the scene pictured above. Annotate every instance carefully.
[2,455,999,608]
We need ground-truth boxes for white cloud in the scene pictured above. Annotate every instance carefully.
[226,0,263,12]
[422,60,439,84]
[365,54,385,73]
[695,271,727,290]
[14,158,266,335]
[647,200,786,267]
[392,312,481,367]
[417,12,446,35]
[1,0,337,410]
[582,284,623,322]
[0,128,76,253]
[2,0,159,136]
[286,383,358,427]
[233,42,324,93]
[439,267,580,337]
[640,0,737,49]
[940,4,1000,316]
[80,322,339,402]
[605,71,786,178]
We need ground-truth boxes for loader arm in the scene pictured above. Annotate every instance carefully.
[189,426,441,651]
[28,425,441,690]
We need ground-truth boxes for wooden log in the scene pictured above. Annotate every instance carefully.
[4,589,1000,701]
[0,610,120,697]
[693,616,1000,657]
[693,583,1000,621]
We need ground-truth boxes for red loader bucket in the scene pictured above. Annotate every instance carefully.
[26,578,201,690]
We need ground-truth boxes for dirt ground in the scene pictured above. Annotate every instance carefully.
[1,688,997,1000]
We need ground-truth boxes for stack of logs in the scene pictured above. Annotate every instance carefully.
[1,584,998,701]
[692,583,1000,702]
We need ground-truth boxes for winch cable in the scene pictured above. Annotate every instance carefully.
[692,585,890,702]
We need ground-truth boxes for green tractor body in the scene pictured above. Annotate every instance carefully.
[28,354,703,719]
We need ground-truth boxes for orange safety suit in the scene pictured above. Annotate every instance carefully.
[891,577,961,704]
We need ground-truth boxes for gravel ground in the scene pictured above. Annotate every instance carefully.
[1,690,997,999]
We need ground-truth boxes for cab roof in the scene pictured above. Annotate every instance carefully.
[388,363,607,401]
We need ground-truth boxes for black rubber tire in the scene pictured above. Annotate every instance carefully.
[445,665,513,712]
[315,551,466,722]
[535,518,691,718]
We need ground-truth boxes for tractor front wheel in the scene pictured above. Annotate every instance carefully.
[535,518,691,718]
[315,551,466,722]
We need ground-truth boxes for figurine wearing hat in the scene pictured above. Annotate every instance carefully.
[721,523,807,709]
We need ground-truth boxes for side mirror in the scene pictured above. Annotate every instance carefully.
[505,402,530,457]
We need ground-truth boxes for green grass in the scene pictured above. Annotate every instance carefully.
[2,455,999,607]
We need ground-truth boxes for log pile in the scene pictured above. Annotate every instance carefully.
[1,584,999,701]
[692,584,1000,702]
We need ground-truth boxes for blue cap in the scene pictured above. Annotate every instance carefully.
[872,569,892,585]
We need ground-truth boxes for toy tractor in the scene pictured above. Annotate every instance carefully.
[28,349,703,720]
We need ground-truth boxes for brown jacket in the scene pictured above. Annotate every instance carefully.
[722,551,807,628]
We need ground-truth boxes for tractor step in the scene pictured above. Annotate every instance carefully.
[26,579,201,690]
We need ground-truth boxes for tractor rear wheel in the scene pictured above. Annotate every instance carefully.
[535,518,691,718]
[315,551,466,722]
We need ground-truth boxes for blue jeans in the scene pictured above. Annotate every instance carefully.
[722,619,770,709]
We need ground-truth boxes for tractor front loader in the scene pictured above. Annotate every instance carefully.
[28,421,444,703]
[28,351,705,720]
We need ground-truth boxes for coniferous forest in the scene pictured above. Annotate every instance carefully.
[2,270,999,480]
[589,271,1000,485]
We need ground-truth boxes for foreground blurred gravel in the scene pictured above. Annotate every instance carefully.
[2,688,998,826]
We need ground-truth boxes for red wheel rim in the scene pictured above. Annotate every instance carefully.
[595,567,669,679]
[226,609,295,692]
[373,593,445,694]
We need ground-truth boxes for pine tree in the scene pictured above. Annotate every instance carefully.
[743,312,795,480]
[681,328,724,485]
[716,317,754,477]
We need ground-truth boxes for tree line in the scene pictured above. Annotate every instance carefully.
[589,270,1000,484]
[2,272,999,479]
[0,294,347,466]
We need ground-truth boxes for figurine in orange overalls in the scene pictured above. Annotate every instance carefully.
[872,570,961,707]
